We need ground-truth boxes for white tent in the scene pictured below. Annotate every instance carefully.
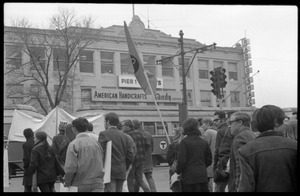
[8,106,105,144]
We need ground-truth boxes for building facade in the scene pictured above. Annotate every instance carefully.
[4,15,255,135]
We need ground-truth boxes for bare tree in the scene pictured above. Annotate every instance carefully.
[5,8,100,114]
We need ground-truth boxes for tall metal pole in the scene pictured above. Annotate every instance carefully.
[179,30,188,125]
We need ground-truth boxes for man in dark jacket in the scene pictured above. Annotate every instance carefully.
[212,110,229,192]
[238,105,297,192]
[52,122,66,155]
[228,112,256,191]
[22,128,35,192]
[98,113,136,192]
[177,118,212,192]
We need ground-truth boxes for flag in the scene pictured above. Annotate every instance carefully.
[124,21,157,95]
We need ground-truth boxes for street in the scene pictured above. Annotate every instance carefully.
[4,164,171,192]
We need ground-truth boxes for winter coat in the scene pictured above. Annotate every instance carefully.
[98,126,136,180]
[138,128,154,172]
[177,135,212,184]
[29,141,57,185]
[238,131,297,192]
[22,137,34,186]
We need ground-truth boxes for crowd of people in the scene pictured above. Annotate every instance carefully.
[21,104,297,192]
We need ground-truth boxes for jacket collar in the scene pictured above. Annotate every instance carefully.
[232,126,251,137]
[217,122,228,129]
[256,130,284,138]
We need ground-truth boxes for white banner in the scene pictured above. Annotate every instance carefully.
[8,107,105,144]
[104,141,112,184]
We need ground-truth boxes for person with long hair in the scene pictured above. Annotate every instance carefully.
[176,118,212,192]
[29,131,59,192]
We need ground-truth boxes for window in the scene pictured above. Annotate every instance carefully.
[6,84,24,104]
[29,46,46,70]
[143,55,156,75]
[121,53,134,74]
[178,57,191,78]
[198,60,209,79]
[161,56,174,77]
[228,62,238,81]
[81,88,92,106]
[6,45,22,69]
[200,90,211,107]
[230,91,240,107]
[53,48,67,71]
[79,50,94,73]
[101,51,114,74]
[213,61,223,69]
[157,122,169,135]
[143,122,155,135]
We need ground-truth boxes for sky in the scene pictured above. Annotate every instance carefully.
[4,3,298,109]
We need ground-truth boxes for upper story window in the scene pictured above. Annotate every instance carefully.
[5,45,22,69]
[143,55,156,75]
[101,51,114,74]
[28,46,46,70]
[53,48,67,71]
[161,56,174,77]
[178,57,191,78]
[121,53,134,75]
[198,60,209,79]
[79,50,94,73]
[228,62,238,81]
[230,91,240,107]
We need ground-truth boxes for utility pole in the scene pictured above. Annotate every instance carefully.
[179,30,188,125]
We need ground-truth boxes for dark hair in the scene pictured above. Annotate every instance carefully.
[116,122,123,130]
[250,109,259,132]
[122,119,134,129]
[197,118,203,126]
[23,128,34,139]
[72,117,89,133]
[105,112,120,126]
[232,112,251,127]
[182,118,200,136]
[87,122,93,132]
[35,131,52,160]
[255,105,285,132]
[132,119,141,130]
[214,111,226,119]
[35,131,48,141]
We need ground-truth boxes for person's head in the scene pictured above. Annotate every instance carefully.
[229,112,251,136]
[72,117,89,134]
[116,122,123,130]
[213,110,226,127]
[58,122,67,135]
[104,112,120,128]
[173,127,184,143]
[34,131,48,144]
[197,118,203,127]
[182,118,201,136]
[64,124,76,143]
[250,109,259,133]
[87,122,93,132]
[121,119,134,133]
[132,119,141,130]
[225,110,236,123]
[23,128,34,140]
[255,105,285,133]
[201,117,213,131]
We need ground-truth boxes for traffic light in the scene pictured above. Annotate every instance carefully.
[219,68,227,88]
[210,69,220,98]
